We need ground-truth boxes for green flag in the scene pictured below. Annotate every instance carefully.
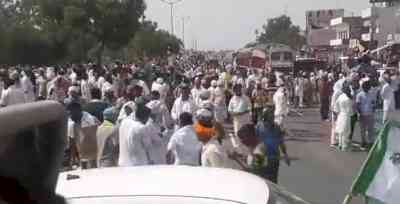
[344,121,400,204]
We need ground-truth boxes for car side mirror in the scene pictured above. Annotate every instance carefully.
[0,101,67,203]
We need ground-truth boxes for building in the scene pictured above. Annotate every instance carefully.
[362,1,400,48]
[306,9,345,34]
[305,9,345,62]
[329,16,366,62]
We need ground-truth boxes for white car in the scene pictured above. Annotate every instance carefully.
[56,166,311,204]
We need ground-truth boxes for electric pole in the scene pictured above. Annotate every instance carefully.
[161,0,184,35]
[181,16,190,48]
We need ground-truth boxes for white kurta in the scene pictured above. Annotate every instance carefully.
[201,138,233,168]
[117,101,136,122]
[101,81,114,99]
[146,120,167,165]
[67,112,99,161]
[191,87,202,106]
[228,95,252,134]
[334,94,354,134]
[1,84,26,106]
[118,118,152,166]
[273,88,289,125]
[334,93,354,150]
[97,76,106,91]
[213,87,227,122]
[381,82,396,123]
[167,125,202,166]
[171,97,197,122]
[295,77,305,97]
[81,79,92,101]
[152,82,169,102]
[21,76,36,102]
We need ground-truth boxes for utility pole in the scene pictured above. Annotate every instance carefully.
[181,16,190,48]
[161,0,183,35]
[370,2,377,50]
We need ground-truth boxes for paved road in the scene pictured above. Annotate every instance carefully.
[278,108,367,204]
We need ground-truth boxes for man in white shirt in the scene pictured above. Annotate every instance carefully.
[21,70,36,103]
[117,85,143,122]
[1,71,26,107]
[151,77,169,103]
[118,105,152,166]
[381,73,396,123]
[67,102,99,168]
[273,85,289,126]
[191,78,202,106]
[145,116,167,165]
[213,80,227,123]
[295,74,306,108]
[228,83,252,136]
[171,84,198,123]
[167,112,202,166]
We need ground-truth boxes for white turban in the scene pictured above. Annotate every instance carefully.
[196,108,213,119]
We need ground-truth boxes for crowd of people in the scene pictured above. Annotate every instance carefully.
[0,55,399,184]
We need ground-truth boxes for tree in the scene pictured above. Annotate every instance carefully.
[39,0,146,65]
[257,15,305,50]
[127,20,182,59]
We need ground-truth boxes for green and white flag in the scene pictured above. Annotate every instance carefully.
[345,121,400,204]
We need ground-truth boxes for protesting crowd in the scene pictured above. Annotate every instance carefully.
[0,53,398,184]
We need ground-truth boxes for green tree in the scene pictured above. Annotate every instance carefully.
[127,20,182,59]
[257,15,305,50]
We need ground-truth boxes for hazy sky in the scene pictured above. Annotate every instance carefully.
[145,0,370,50]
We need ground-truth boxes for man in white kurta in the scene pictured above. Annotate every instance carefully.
[21,71,36,103]
[145,118,167,165]
[171,84,198,123]
[151,78,169,103]
[330,77,346,146]
[273,86,289,126]
[167,112,202,166]
[191,78,202,106]
[1,72,26,107]
[381,76,396,123]
[118,107,152,166]
[334,87,354,151]
[213,80,227,123]
[201,136,233,168]
[228,84,252,135]
[295,75,305,108]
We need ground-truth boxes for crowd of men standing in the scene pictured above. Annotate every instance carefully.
[1,57,398,184]
[0,60,295,184]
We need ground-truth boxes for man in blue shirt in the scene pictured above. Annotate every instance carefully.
[356,81,376,150]
[255,107,290,183]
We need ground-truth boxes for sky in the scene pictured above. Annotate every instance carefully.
[145,0,370,50]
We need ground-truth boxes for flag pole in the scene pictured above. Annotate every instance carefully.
[342,194,353,204]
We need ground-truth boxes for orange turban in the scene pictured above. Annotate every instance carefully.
[194,122,215,141]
